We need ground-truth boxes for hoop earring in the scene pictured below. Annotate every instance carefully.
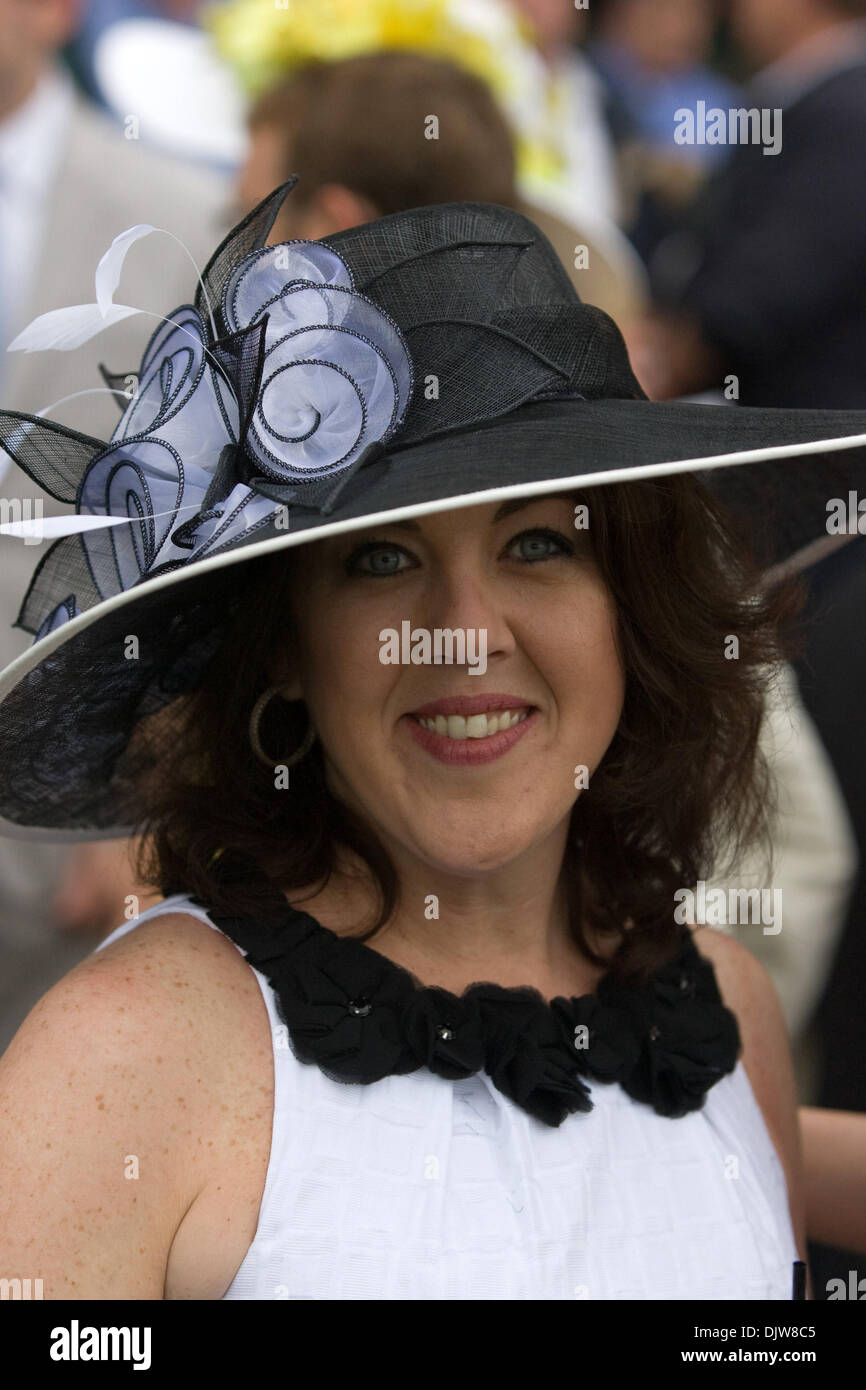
[249,686,317,769]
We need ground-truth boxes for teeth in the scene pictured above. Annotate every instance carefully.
[416,708,530,739]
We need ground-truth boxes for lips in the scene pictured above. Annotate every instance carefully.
[403,700,539,767]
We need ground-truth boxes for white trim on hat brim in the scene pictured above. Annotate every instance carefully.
[2,425,866,842]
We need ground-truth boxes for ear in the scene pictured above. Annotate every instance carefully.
[298,184,382,239]
[267,628,303,703]
[280,674,304,703]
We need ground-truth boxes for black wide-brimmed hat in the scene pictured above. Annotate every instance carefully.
[1,179,865,840]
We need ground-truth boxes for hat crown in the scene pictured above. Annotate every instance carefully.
[0,182,642,652]
[196,188,646,454]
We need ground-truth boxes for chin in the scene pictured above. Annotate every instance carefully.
[404,825,544,877]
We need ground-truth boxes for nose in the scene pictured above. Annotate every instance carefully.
[417,557,516,666]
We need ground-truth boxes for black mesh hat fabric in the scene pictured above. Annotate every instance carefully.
[1,183,866,836]
[0,188,649,645]
[318,201,647,442]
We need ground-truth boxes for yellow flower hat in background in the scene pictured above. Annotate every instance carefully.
[204,0,510,100]
[203,0,566,185]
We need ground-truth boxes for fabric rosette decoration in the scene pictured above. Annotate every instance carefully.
[0,180,413,644]
[471,983,595,1125]
[596,931,742,1119]
[190,853,743,1129]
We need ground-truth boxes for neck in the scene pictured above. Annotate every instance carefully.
[0,65,44,126]
[289,820,607,998]
[384,832,574,981]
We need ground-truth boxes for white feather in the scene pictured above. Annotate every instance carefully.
[6,303,141,353]
[94,224,157,315]
[0,502,201,540]
[0,514,134,540]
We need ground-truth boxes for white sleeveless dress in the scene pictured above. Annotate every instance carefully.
[95,893,800,1300]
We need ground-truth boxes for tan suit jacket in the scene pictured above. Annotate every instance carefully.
[0,88,228,1049]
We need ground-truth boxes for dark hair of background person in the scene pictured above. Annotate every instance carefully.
[247,49,519,215]
[131,477,805,985]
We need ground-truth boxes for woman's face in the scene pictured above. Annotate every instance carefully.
[276,493,625,878]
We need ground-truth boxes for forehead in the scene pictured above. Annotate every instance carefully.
[346,491,582,538]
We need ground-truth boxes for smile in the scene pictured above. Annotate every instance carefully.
[414,708,530,739]
[402,700,538,766]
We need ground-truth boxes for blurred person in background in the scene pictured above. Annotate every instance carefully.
[630,0,866,407]
[72,0,649,313]
[237,50,520,237]
[507,0,623,229]
[106,0,640,282]
[625,0,866,1297]
[587,0,741,262]
[65,0,204,105]
[237,48,646,325]
[0,0,228,1052]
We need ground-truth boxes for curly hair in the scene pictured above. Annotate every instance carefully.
[131,473,804,987]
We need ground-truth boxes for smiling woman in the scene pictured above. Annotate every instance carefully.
[134,477,796,999]
[1,185,865,1301]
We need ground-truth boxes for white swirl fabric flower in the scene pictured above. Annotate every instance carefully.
[222,241,413,481]
[0,188,417,649]
[26,242,413,633]
[76,305,253,603]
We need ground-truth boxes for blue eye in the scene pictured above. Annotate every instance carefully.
[343,526,577,577]
[344,542,412,577]
[508,528,575,562]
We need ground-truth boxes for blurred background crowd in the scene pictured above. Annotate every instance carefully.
[0,0,864,1295]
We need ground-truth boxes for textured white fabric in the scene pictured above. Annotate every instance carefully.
[96,893,800,1300]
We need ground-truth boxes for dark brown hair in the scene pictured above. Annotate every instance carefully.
[131,474,803,986]
[248,50,518,216]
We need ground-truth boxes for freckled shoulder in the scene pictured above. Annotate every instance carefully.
[76,908,274,1092]
[0,910,274,1298]
[689,925,807,1266]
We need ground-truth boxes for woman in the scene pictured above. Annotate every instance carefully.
[0,182,864,1299]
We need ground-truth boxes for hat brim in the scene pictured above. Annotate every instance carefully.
[2,394,866,840]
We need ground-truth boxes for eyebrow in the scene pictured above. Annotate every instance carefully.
[378,494,573,533]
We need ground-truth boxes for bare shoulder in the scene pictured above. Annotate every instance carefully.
[690,925,807,1263]
[689,923,778,1026]
[0,910,273,1298]
[46,907,272,1094]
[88,906,265,1010]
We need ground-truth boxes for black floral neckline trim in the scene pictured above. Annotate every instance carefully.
[190,877,741,1129]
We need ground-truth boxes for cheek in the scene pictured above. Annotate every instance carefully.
[293,599,394,738]
[551,587,624,744]
[594,602,626,705]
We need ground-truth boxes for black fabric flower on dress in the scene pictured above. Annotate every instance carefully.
[596,932,742,1119]
[193,894,741,1128]
[552,992,642,1085]
[402,986,486,1080]
[467,984,593,1126]
[266,924,419,1080]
